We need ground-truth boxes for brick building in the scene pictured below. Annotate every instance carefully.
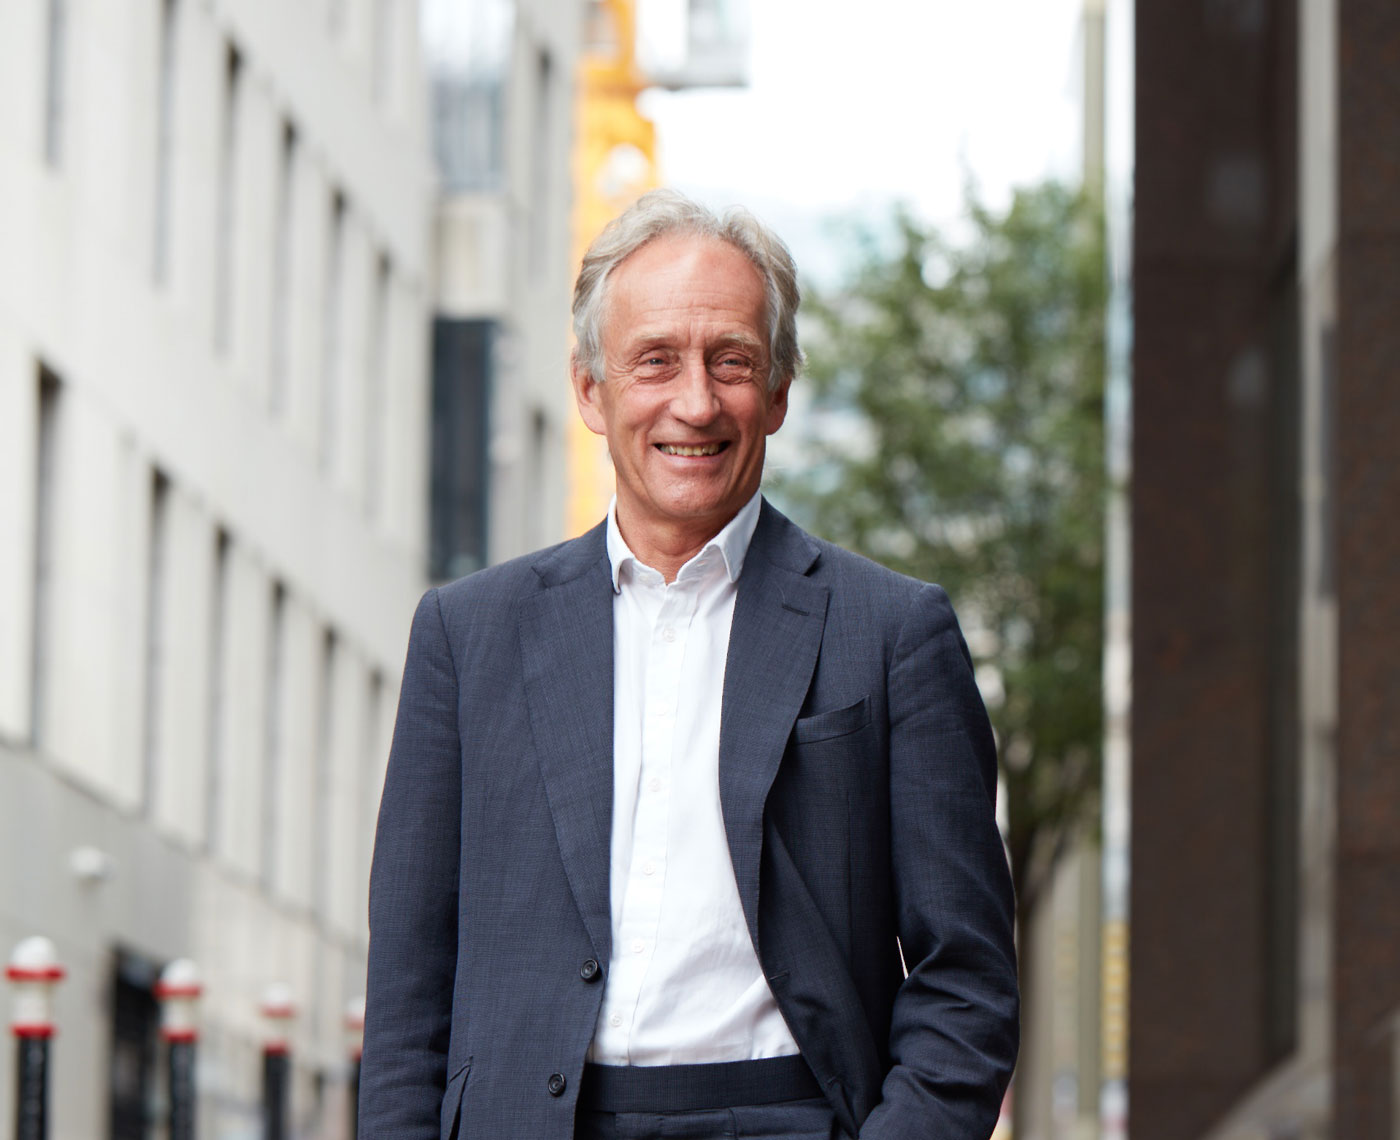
[1130,0,1400,1137]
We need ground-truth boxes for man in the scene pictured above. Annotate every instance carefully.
[359,191,1018,1140]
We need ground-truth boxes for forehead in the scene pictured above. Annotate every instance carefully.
[603,233,766,344]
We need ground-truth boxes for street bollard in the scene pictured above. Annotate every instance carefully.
[344,997,364,1140]
[259,984,295,1140]
[7,937,65,1140]
[154,960,202,1140]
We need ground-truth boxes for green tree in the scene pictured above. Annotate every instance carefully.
[781,182,1107,939]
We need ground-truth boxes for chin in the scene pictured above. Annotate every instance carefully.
[659,502,726,524]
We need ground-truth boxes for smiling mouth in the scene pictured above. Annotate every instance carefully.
[656,442,728,457]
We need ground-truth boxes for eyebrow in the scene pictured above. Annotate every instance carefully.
[710,333,764,354]
[626,334,673,354]
[623,332,765,356]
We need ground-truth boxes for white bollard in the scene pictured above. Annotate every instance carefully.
[7,936,66,1140]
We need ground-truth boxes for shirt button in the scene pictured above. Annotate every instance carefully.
[631,939,645,954]
[547,1072,567,1097]
[649,778,661,792]
[609,1012,622,1028]
[662,627,676,642]
[642,861,656,876]
[579,958,601,983]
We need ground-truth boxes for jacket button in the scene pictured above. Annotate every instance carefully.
[547,1073,567,1097]
[579,958,601,982]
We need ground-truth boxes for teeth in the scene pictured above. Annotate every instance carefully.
[659,443,722,457]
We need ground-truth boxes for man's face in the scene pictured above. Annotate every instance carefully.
[573,233,789,551]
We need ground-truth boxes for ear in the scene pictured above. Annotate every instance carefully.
[571,353,608,437]
[764,375,792,436]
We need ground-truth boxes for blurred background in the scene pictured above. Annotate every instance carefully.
[0,0,1394,1138]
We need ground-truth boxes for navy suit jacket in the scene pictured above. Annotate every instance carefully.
[359,501,1018,1140]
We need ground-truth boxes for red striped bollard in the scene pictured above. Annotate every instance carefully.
[7,937,65,1140]
[155,960,202,1140]
[260,984,294,1140]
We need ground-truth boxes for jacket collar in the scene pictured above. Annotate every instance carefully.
[521,499,828,963]
[717,500,828,953]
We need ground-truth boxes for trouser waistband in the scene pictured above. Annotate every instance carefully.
[578,1056,822,1114]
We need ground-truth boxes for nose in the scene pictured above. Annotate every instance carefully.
[669,354,721,424]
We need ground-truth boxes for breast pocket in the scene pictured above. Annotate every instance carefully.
[793,696,871,744]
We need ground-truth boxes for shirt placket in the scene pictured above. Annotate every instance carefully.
[609,570,700,1057]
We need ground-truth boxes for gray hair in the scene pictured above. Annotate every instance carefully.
[571,189,804,392]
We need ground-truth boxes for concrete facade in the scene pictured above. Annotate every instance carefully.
[0,0,434,1135]
[1130,0,1400,1137]
[428,0,582,568]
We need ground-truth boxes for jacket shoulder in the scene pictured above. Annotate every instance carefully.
[789,525,942,609]
[809,534,930,593]
[431,524,607,617]
[764,517,964,661]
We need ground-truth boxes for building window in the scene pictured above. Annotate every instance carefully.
[371,0,394,105]
[142,470,171,815]
[213,43,243,354]
[320,191,347,473]
[31,368,62,749]
[262,581,286,887]
[313,628,336,916]
[526,407,548,549]
[269,122,297,415]
[205,528,231,850]
[430,318,493,579]
[364,253,391,518]
[152,0,178,284]
[426,0,512,193]
[42,0,68,166]
[530,49,553,278]
[361,669,384,905]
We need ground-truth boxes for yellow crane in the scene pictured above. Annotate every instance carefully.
[567,0,661,536]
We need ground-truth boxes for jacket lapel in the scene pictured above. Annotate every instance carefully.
[719,501,829,954]
[519,525,616,962]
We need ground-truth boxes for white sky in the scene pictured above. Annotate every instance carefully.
[639,0,1089,283]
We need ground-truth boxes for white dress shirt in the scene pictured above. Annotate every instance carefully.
[587,491,800,1066]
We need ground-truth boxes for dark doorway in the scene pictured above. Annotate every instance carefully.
[109,949,161,1140]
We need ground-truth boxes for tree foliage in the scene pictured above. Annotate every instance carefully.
[782,182,1107,923]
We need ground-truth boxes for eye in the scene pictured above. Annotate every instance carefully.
[711,353,754,382]
[633,351,675,381]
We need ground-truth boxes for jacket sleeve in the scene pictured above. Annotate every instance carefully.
[359,588,462,1139]
[859,584,1019,1140]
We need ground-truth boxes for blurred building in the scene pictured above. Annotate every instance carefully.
[0,0,433,1135]
[1011,3,1129,1138]
[1130,0,1399,1137]
[425,0,583,575]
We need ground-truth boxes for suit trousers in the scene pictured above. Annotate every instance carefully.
[573,1097,843,1140]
